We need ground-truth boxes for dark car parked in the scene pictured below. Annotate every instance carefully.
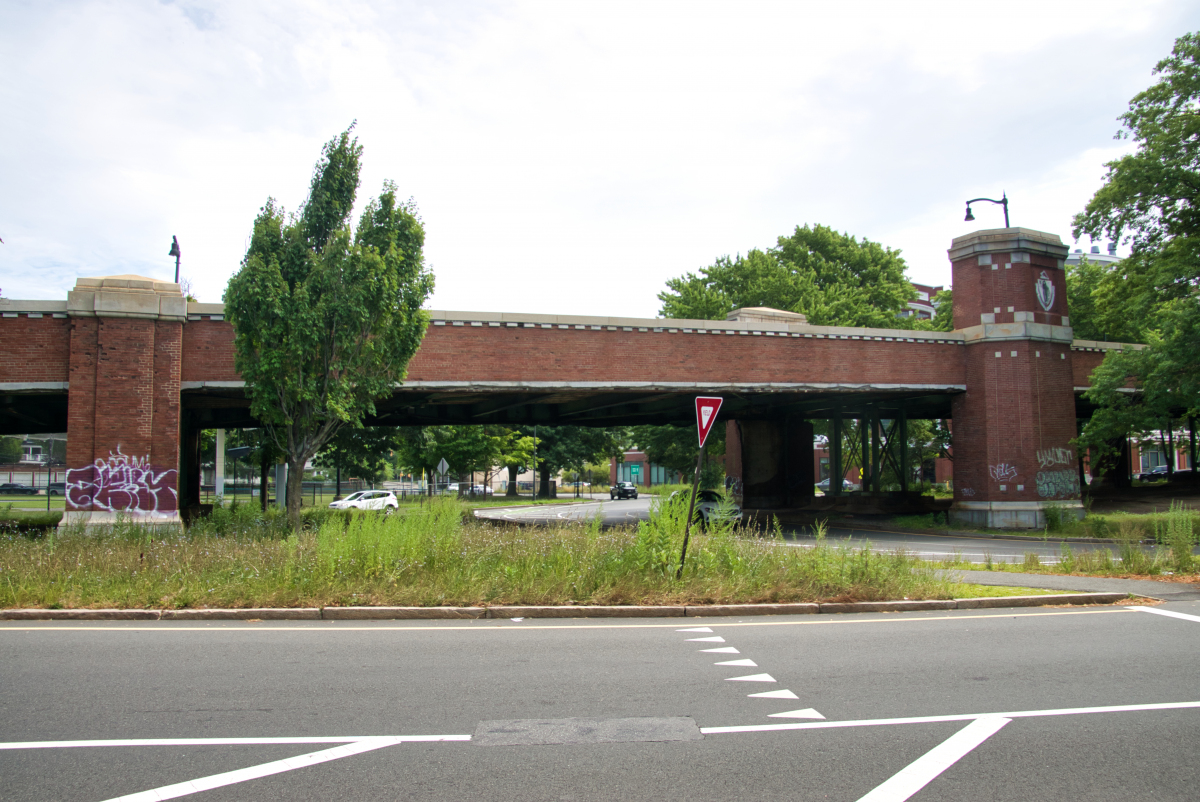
[0,483,39,495]
[1137,466,1169,482]
[610,481,639,500]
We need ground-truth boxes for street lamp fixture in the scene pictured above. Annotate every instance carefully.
[964,193,1010,228]
[168,236,181,284]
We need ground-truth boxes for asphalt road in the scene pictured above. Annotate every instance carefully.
[475,498,1152,564]
[3,601,1200,800]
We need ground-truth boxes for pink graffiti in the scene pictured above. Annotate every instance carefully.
[66,448,178,513]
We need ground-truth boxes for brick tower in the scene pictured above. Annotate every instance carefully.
[62,276,185,528]
[948,228,1082,528]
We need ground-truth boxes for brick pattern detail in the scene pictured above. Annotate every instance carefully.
[0,316,70,382]
[65,317,182,512]
[176,320,967,385]
[951,341,1080,502]
[953,251,1067,328]
[951,244,1080,504]
[181,320,238,382]
[407,328,968,385]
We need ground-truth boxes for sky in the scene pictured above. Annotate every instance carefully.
[2,0,1198,318]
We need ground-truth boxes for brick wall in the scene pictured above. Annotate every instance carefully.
[0,316,71,382]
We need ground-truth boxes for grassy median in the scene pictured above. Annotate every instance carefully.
[0,496,1041,610]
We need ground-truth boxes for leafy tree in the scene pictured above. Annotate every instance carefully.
[630,423,725,479]
[1073,32,1200,459]
[523,426,626,497]
[658,224,915,327]
[395,426,536,494]
[225,127,433,529]
[0,436,22,464]
[314,426,403,491]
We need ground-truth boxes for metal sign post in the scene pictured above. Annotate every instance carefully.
[678,397,723,580]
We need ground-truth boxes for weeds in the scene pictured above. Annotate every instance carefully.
[0,498,959,609]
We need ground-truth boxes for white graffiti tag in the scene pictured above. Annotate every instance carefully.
[1036,469,1080,499]
[66,448,178,513]
[959,487,975,497]
[989,463,1018,482]
[1037,447,1074,469]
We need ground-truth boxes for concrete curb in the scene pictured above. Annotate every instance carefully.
[0,593,1131,621]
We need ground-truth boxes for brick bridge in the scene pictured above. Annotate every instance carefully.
[0,227,1131,528]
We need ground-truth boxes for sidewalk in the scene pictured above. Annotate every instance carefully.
[941,569,1200,601]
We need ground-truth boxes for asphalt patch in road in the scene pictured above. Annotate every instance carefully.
[473,716,702,746]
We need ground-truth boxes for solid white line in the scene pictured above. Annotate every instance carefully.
[100,737,404,801]
[700,700,1200,734]
[0,734,471,751]
[1128,605,1200,624]
[854,717,1010,802]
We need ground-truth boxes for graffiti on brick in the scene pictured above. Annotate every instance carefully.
[1036,447,1073,469]
[988,463,1018,482]
[1036,469,1079,499]
[959,487,975,497]
[66,448,178,513]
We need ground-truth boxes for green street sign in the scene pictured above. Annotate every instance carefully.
[630,464,640,476]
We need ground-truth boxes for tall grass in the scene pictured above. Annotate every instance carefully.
[0,496,956,609]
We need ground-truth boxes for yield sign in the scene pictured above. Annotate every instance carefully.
[695,396,723,447]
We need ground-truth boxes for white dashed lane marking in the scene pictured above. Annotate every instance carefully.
[714,659,758,667]
[701,646,740,654]
[749,689,800,700]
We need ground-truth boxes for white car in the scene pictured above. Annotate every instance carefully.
[329,490,399,512]
[467,484,494,496]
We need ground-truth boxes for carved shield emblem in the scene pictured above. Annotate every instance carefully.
[1035,271,1055,311]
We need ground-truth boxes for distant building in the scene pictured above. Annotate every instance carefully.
[901,282,944,321]
[1065,242,1121,268]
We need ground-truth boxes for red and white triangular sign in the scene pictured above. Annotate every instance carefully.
[695,396,723,447]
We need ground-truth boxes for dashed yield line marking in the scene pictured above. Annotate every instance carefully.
[701,647,740,653]
[769,708,825,719]
[686,636,725,642]
[748,689,800,700]
[714,659,758,667]
[677,627,713,633]
[725,673,777,683]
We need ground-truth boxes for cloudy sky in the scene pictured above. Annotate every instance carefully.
[2,1,1197,318]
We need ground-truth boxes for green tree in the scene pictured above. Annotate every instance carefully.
[524,426,626,498]
[630,423,726,480]
[395,426,536,493]
[0,436,21,464]
[314,426,403,491]
[658,224,916,327]
[1073,32,1200,458]
[224,127,434,529]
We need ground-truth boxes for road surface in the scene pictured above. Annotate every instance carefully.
[475,498,1154,564]
[3,601,1199,800]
